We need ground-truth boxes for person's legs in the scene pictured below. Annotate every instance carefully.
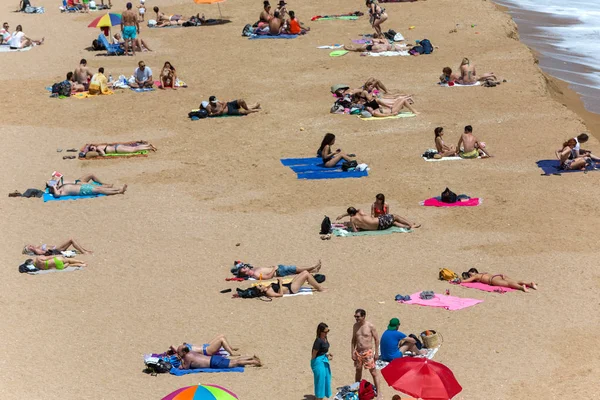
[294,260,322,274]
[324,153,353,167]
[370,368,383,399]
[399,339,426,355]
[206,334,240,356]
[569,158,588,170]
[391,99,418,115]
[92,185,127,195]
[354,365,363,383]
[392,214,420,229]
[290,270,327,293]
[64,258,87,267]
[494,278,527,292]
[140,38,152,51]
[77,174,110,186]
[56,238,92,254]
[229,356,262,367]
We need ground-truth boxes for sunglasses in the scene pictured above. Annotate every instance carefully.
[354,315,362,319]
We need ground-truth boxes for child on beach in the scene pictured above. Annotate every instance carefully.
[138,0,145,22]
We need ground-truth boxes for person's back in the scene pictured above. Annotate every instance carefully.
[269,13,282,34]
[380,329,406,362]
[460,132,477,152]
[350,210,378,231]
[74,61,91,84]
[288,17,301,34]
[460,60,477,84]
[182,351,211,369]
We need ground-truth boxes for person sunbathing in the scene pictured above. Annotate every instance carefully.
[559,133,600,162]
[318,133,356,168]
[457,125,492,158]
[177,347,262,369]
[48,181,127,197]
[23,238,92,256]
[113,32,152,52]
[166,334,241,358]
[206,96,260,116]
[256,271,328,298]
[434,127,457,157]
[365,96,418,117]
[231,260,322,279]
[26,255,87,271]
[555,138,590,171]
[159,61,177,89]
[344,38,407,53]
[460,268,537,292]
[338,207,420,231]
[457,58,498,84]
[439,67,461,84]
[153,6,186,26]
[371,193,389,217]
[268,11,284,34]
[87,142,157,156]
[51,173,112,187]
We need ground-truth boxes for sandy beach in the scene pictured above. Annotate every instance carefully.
[1,0,600,399]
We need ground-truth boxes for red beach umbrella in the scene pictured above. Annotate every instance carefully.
[381,358,462,400]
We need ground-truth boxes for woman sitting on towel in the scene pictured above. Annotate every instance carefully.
[23,238,92,256]
[460,268,537,292]
[371,193,389,217]
[87,141,157,156]
[256,271,327,298]
[434,127,457,157]
[318,133,356,168]
[159,61,177,89]
[555,138,590,171]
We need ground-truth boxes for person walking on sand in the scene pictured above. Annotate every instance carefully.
[352,309,383,399]
[366,0,387,38]
[457,125,492,158]
[311,322,332,400]
[121,2,139,56]
[460,268,537,292]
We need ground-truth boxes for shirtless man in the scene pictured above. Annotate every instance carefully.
[177,347,262,370]
[344,38,407,53]
[351,309,383,399]
[29,255,87,271]
[457,125,492,159]
[48,181,127,198]
[74,59,92,90]
[458,58,497,84]
[275,0,288,19]
[232,260,322,279]
[339,207,420,231]
[121,2,139,56]
[269,11,283,35]
[206,96,261,116]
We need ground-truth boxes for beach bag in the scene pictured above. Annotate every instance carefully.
[440,187,457,203]
[439,268,458,281]
[342,160,358,171]
[242,24,253,37]
[145,358,172,375]
[358,380,376,400]
[383,29,397,41]
[235,287,262,299]
[422,149,437,159]
[51,81,71,97]
[189,109,208,119]
[314,274,326,283]
[420,330,442,348]
[320,215,332,235]
[420,38,433,54]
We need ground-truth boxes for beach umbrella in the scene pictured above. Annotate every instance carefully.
[87,13,122,28]
[381,358,462,400]
[193,0,225,18]
[162,384,238,400]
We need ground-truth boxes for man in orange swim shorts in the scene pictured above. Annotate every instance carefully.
[351,309,383,399]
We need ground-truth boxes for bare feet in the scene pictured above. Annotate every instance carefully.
[522,285,529,293]
[150,144,158,152]
[318,287,328,293]
[314,260,322,273]
[530,282,538,290]
[119,184,128,194]
[253,356,263,367]
[411,223,421,229]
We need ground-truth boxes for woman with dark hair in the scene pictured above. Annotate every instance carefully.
[555,138,590,171]
[366,0,387,38]
[311,322,332,400]
[460,268,537,292]
[434,127,457,158]
[87,142,157,156]
[255,271,327,298]
[371,193,389,217]
[258,0,273,26]
[318,133,356,168]
[160,61,177,89]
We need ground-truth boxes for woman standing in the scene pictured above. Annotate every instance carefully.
[311,323,332,400]
[366,0,387,38]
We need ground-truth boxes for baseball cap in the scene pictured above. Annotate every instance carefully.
[201,100,209,108]
[209,96,218,104]
[387,318,400,330]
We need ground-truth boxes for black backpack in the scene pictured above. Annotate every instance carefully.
[235,287,262,299]
[189,109,208,119]
[51,81,71,97]
[320,216,332,235]
[145,359,172,375]
[441,187,457,203]
[314,274,326,283]
[422,150,437,159]
[342,160,358,171]
[242,24,253,37]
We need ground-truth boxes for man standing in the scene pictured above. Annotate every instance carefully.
[74,59,92,91]
[121,2,139,56]
[380,318,425,362]
[130,61,153,88]
[351,309,383,399]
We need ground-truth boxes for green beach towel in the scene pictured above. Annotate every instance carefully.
[316,16,359,21]
[333,227,411,237]
[103,150,148,157]
[358,112,416,121]
[329,50,349,57]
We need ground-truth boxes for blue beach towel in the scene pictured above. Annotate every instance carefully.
[297,170,368,180]
[280,157,324,166]
[289,163,345,173]
[249,34,298,40]
[537,159,598,175]
[170,367,244,375]
[42,187,105,202]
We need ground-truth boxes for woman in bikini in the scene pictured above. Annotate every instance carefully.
[87,142,157,156]
[258,0,273,27]
[434,127,457,157]
[30,255,87,271]
[318,133,356,168]
[23,238,92,256]
[461,268,537,292]
[366,0,387,38]
[365,96,419,117]
[371,193,389,217]
[256,271,327,298]
[159,61,177,89]
[555,138,590,171]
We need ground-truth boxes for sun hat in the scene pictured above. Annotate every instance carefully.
[387,318,400,330]
[330,84,349,93]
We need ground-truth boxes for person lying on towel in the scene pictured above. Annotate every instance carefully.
[22,256,87,271]
[231,260,322,279]
[48,181,127,197]
[457,125,492,158]
[86,141,156,156]
[460,268,537,292]
[344,38,408,53]
[176,347,262,369]
[253,271,327,298]
[166,335,241,359]
[337,207,421,231]
[203,96,261,116]
[23,238,92,256]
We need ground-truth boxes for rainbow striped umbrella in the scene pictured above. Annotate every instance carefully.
[162,384,238,400]
[87,13,122,28]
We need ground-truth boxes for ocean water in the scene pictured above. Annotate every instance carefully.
[497,0,600,114]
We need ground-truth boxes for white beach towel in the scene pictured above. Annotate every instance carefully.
[423,156,480,161]
[27,266,83,275]
[283,287,313,297]
[363,50,409,57]
[375,346,440,370]
[438,81,481,87]
[317,45,343,49]
[0,45,33,53]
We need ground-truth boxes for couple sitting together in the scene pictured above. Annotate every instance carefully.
[433,125,492,158]
[439,57,502,86]
[47,173,127,198]
[254,0,309,35]
[199,96,261,116]
[555,133,599,171]
[331,78,418,117]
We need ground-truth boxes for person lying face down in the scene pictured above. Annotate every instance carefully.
[231,260,322,280]
[22,238,92,256]
[344,38,408,53]
[460,268,538,292]
[336,207,420,232]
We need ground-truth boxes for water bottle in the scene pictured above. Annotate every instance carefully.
[109,74,113,83]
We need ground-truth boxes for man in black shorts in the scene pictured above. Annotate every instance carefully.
[339,207,421,231]
[206,96,261,116]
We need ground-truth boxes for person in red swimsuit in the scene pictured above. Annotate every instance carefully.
[371,193,389,217]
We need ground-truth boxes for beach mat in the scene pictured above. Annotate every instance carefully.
[26,266,83,275]
[189,109,245,119]
[438,81,481,87]
[148,19,231,28]
[130,86,155,92]
[423,155,479,161]
[284,287,314,297]
[459,282,516,293]
[249,34,298,40]
[536,159,598,175]
[333,226,411,237]
[0,45,33,52]
[170,366,244,375]
[296,170,367,180]
[317,45,343,49]
[289,163,345,173]
[398,292,483,311]
[420,197,481,207]
[358,112,416,121]
[42,187,105,202]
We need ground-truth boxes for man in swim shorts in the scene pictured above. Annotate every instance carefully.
[341,207,420,231]
[231,260,322,279]
[48,181,127,197]
[29,255,87,271]
[177,347,262,370]
[457,125,492,158]
[121,2,139,56]
[351,309,383,399]
[205,96,261,116]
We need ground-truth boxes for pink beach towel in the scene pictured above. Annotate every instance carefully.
[420,197,481,207]
[398,292,483,311]
[459,282,516,293]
